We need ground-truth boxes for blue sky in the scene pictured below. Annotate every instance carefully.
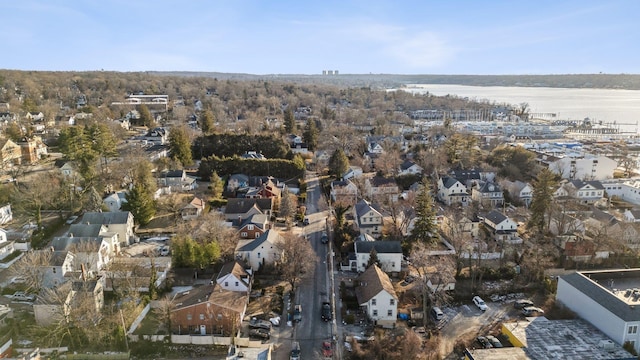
[1,0,638,75]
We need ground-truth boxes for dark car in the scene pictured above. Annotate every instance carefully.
[302,217,310,226]
[290,341,301,360]
[321,232,328,244]
[321,302,332,321]
[513,299,534,309]
[293,304,302,322]
[249,328,270,340]
[476,336,492,349]
[486,335,503,348]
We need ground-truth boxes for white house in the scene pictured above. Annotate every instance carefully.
[353,199,383,237]
[556,269,640,354]
[0,204,12,225]
[471,181,504,208]
[330,179,358,204]
[234,229,282,270]
[624,209,640,223]
[481,210,522,244]
[353,241,403,273]
[555,180,605,205]
[343,166,363,181]
[355,264,398,328]
[0,229,14,261]
[548,155,618,181]
[437,176,469,206]
[215,261,251,293]
[39,250,76,288]
[103,191,127,212]
[502,180,533,207]
[398,160,423,176]
[80,211,136,247]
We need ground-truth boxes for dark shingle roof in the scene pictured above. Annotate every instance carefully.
[483,210,508,225]
[570,180,605,190]
[477,181,502,193]
[217,261,250,282]
[225,198,273,215]
[354,241,402,254]
[80,211,131,225]
[68,224,104,237]
[440,176,460,189]
[237,229,282,252]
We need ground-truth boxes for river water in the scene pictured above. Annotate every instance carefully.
[399,84,640,133]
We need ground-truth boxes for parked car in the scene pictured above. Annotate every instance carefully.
[514,299,534,309]
[249,317,272,330]
[522,306,545,316]
[321,232,328,244]
[66,215,78,224]
[431,306,445,321]
[321,341,333,357]
[249,328,270,340]
[321,302,332,321]
[269,316,281,327]
[473,296,488,311]
[486,335,503,348]
[302,217,310,226]
[290,341,301,360]
[10,291,35,302]
[10,276,27,285]
[476,336,492,349]
[293,304,302,322]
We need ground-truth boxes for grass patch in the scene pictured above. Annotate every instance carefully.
[0,250,22,263]
[134,310,160,335]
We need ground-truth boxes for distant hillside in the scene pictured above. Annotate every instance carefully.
[148,71,640,90]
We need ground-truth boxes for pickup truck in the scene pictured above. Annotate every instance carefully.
[249,317,272,330]
[293,304,302,322]
[321,302,332,321]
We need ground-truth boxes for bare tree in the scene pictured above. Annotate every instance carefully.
[180,211,240,261]
[276,233,317,292]
[10,249,53,292]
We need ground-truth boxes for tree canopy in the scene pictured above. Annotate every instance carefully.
[328,148,349,178]
[168,126,193,166]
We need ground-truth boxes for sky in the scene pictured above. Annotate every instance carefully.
[1,0,639,75]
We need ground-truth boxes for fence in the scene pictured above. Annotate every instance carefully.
[65,352,129,360]
[127,334,262,347]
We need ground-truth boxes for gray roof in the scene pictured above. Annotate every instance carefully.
[225,198,273,215]
[52,236,102,251]
[354,199,382,218]
[483,210,508,225]
[477,181,502,193]
[570,180,605,190]
[560,271,640,322]
[68,224,104,237]
[354,241,402,254]
[80,211,131,225]
[440,176,460,189]
[237,229,282,252]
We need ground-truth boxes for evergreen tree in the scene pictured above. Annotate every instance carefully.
[367,248,381,268]
[200,109,215,135]
[303,119,318,151]
[328,148,349,178]
[284,107,295,133]
[168,126,193,166]
[88,123,118,175]
[528,168,559,235]
[137,104,154,127]
[122,184,156,226]
[411,179,437,244]
[210,171,223,198]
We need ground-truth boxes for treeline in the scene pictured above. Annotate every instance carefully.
[193,133,291,160]
[198,156,305,180]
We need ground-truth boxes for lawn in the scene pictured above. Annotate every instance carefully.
[134,310,162,335]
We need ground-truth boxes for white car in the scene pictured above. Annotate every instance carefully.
[473,296,488,311]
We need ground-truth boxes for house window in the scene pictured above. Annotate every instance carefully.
[53,267,57,273]
[255,233,260,238]
[390,299,395,305]
[235,281,239,286]
[629,325,638,334]
[200,314,205,320]
[187,314,192,320]
[371,299,376,306]
[388,310,393,316]
[391,262,396,268]
[257,252,261,258]
[225,282,229,287]
[373,310,378,316]
[248,225,254,230]
[241,232,247,237]
[369,217,373,222]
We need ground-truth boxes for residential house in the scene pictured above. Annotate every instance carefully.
[555,180,605,205]
[103,191,128,212]
[0,203,12,225]
[624,209,640,223]
[39,250,76,288]
[548,155,617,181]
[426,265,456,293]
[245,178,281,202]
[25,112,44,122]
[237,214,270,239]
[58,161,80,181]
[144,144,168,162]
[171,284,248,336]
[35,280,103,328]
[437,176,470,206]
[330,179,358,205]
[145,127,168,145]
[554,234,609,262]
[181,196,206,220]
[353,199,384,238]
[0,229,14,261]
[80,211,136,247]
[367,141,385,154]
[0,112,16,124]
[0,138,21,168]
[52,225,117,274]
[18,136,48,164]
[216,261,252,293]
[355,264,398,328]
[353,241,403,273]
[450,168,483,190]
[398,160,423,176]
[471,182,504,208]
[224,198,273,222]
[365,176,399,202]
[234,229,283,270]
[502,180,533,207]
[556,269,640,354]
[157,170,198,192]
[481,210,522,244]
[290,142,309,155]
[241,151,266,160]
[441,213,480,239]
[227,174,249,193]
[343,166,363,181]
